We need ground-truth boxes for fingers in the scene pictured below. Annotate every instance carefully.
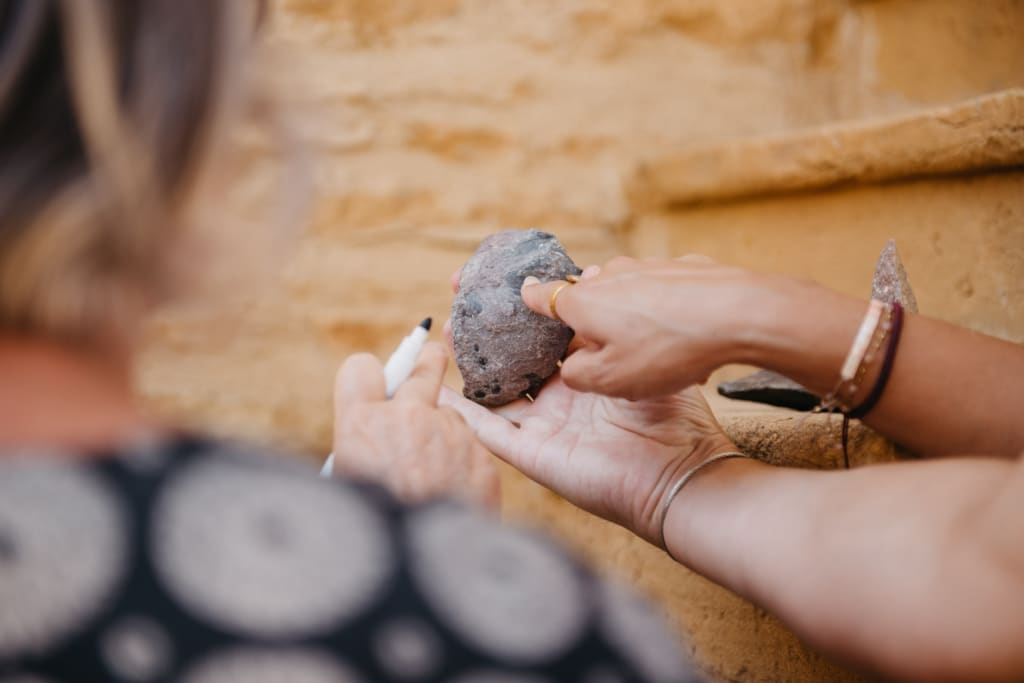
[566,336,588,354]
[676,253,716,265]
[443,318,454,354]
[492,397,533,424]
[558,265,601,353]
[393,342,448,404]
[601,255,638,273]
[521,276,581,324]
[437,404,502,510]
[559,345,613,395]
[438,404,467,426]
[336,353,387,407]
[439,386,519,455]
[450,268,461,294]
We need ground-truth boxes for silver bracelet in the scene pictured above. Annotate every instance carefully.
[658,451,750,557]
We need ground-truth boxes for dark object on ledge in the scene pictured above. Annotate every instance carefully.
[452,229,581,406]
[717,370,820,412]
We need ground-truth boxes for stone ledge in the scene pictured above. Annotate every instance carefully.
[628,89,1024,208]
[706,392,906,470]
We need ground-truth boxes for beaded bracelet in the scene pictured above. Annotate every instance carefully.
[840,303,894,411]
[818,300,905,467]
[849,302,904,419]
[817,299,887,414]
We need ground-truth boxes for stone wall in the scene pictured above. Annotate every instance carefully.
[138,1,1024,681]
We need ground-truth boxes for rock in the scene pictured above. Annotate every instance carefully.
[871,239,919,312]
[452,230,581,406]
[717,369,819,411]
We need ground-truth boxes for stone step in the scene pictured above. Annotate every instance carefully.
[707,389,905,470]
[628,88,1024,208]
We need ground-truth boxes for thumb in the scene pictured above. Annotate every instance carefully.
[521,276,580,325]
[559,345,613,395]
[676,253,717,265]
[438,386,519,458]
[335,353,387,408]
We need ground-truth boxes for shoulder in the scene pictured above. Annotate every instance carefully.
[0,436,699,683]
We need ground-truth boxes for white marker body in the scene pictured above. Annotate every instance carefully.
[384,324,429,398]
[320,322,430,477]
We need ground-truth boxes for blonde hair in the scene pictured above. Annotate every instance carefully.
[0,0,261,344]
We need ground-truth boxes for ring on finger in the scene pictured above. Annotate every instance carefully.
[549,279,576,323]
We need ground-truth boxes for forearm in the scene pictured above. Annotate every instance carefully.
[664,456,1024,682]
[739,275,1024,457]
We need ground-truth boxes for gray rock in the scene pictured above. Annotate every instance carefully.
[717,369,819,412]
[452,229,581,406]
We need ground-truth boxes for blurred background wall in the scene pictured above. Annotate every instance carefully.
[138,1,1024,680]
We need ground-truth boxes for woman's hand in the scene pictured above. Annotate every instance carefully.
[441,259,735,544]
[439,376,736,546]
[332,342,500,507]
[519,256,779,400]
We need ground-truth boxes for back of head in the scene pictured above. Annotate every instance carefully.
[0,0,258,346]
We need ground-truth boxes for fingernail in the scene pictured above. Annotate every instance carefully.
[523,276,540,287]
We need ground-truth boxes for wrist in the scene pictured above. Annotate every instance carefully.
[721,271,795,368]
[662,455,766,564]
[640,431,740,547]
[735,274,865,396]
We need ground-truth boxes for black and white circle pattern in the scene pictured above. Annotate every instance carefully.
[373,617,444,680]
[152,455,393,639]
[0,459,126,658]
[447,672,554,683]
[182,648,362,683]
[406,504,587,663]
[598,581,689,683]
[101,615,174,681]
[581,666,628,683]
[118,435,171,475]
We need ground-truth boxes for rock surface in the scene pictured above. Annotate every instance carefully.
[452,230,581,406]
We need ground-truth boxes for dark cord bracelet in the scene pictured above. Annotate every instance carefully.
[849,302,904,419]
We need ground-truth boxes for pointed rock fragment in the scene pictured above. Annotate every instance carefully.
[871,240,918,312]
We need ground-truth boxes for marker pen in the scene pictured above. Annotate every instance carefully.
[320,317,433,477]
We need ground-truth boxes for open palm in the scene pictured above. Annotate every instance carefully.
[441,374,735,545]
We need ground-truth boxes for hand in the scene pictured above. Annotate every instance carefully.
[439,377,736,547]
[332,342,500,507]
[519,255,778,400]
[442,260,736,545]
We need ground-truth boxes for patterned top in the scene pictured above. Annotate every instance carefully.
[0,436,700,683]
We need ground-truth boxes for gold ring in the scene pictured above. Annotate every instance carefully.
[549,281,574,323]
